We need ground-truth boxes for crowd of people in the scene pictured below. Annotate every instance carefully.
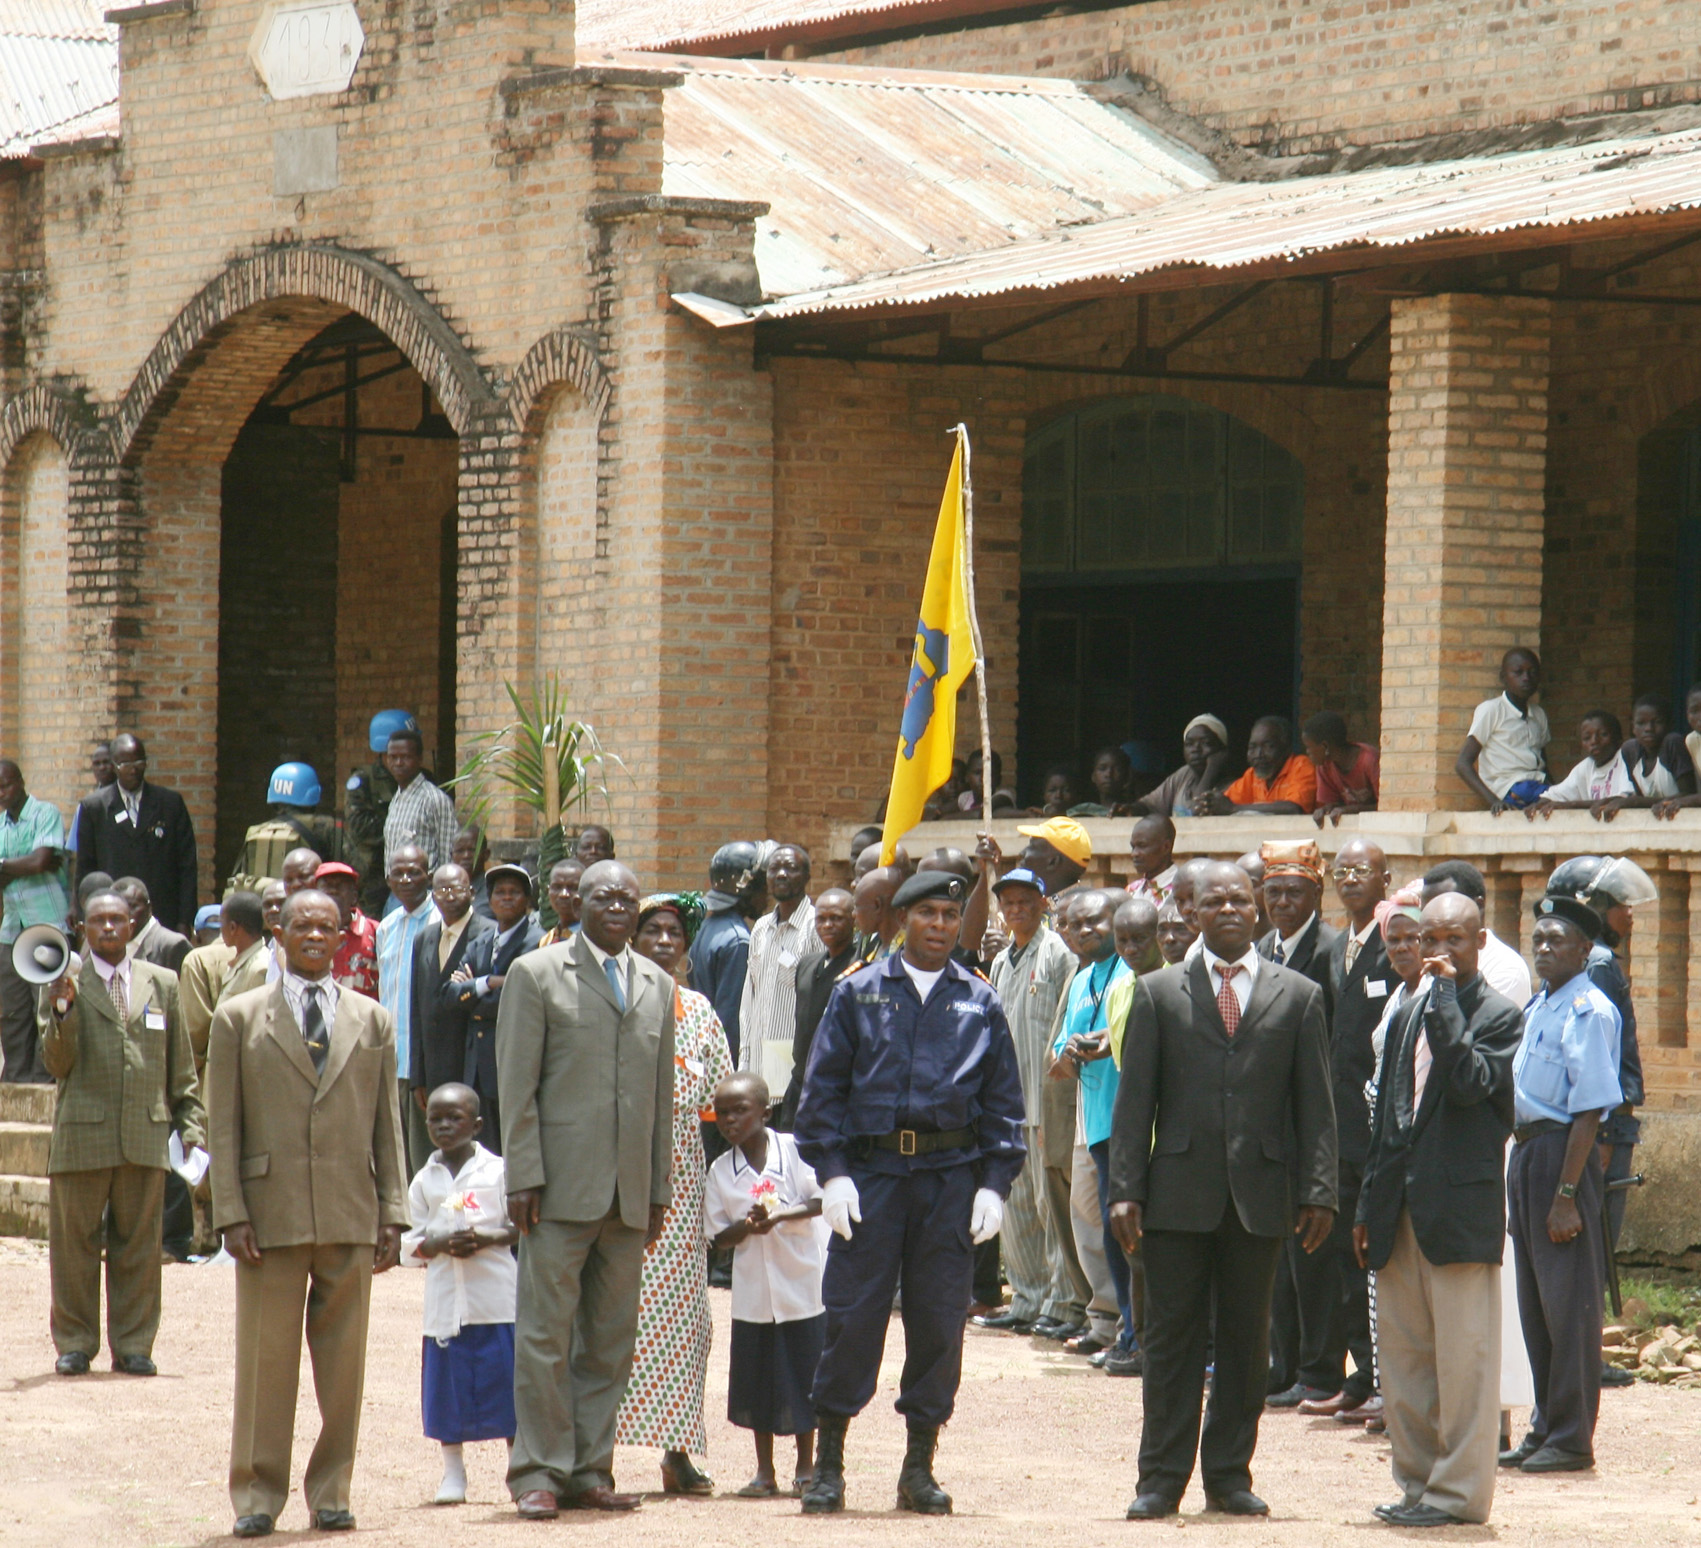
[0,677,1659,1535]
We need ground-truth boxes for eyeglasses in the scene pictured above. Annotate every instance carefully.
[1331,865,1376,881]
[112,758,146,770]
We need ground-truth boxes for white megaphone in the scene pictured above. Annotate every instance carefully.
[12,923,71,986]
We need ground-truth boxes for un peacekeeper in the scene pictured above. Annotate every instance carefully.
[344,710,417,916]
[225,764,344,894]
[794,869,1026,1517]
[1501,895,1622,1476]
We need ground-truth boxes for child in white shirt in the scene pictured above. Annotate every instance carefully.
[705,1072,826,1499]
[1528,710,1628,818]
[403,1083,518,1505]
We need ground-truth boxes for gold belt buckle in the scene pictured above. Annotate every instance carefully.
[899,1129,917,1157]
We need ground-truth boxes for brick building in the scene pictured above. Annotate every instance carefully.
[5,0,1701,1253]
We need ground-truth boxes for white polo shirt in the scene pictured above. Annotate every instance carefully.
[1467,693,1550,797]
[704,1129,826,1324]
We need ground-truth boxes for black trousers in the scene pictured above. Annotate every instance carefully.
[1273,1169,1373,1398]
[1138,1204,1283,1503]
[1508,1128,1605,1458]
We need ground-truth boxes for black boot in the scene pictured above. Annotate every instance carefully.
[896,1422,952,1515]
[802,1413,848,1514]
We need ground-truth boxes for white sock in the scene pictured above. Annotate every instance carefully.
[436,1443,466,1503]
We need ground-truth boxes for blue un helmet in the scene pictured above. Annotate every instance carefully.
[368,709,419,754]
[267,762,321,809]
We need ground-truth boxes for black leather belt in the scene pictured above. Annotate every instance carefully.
[1513,1119,1568,1144]
[870,1126,975,1157]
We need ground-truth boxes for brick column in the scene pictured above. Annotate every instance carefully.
[1379,294,1552,809]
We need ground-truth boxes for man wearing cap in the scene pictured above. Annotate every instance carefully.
[345,710,418,915]
[448,863,542,1155]
[979,866,1076,1336]
[1015,815,1091,898]
[314,862,379,998]
[795,869,1026,1516]
[1501,896,1622,1475]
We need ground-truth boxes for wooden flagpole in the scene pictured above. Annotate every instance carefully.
[954,422,994,823]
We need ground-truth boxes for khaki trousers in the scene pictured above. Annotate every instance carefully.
[49,1163,166,1358]
[230,1243,374,1521]
[508,1210,646,1500]
[1376,1211,1500,1524]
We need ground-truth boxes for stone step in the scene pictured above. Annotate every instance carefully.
[0,1174,48,1239]
[0,1121,49,1177]
[0,1084,54,1125]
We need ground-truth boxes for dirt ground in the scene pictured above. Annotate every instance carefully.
[3,1237,1698,1547]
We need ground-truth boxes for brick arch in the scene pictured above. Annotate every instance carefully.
[109,243,497,464]
[505,325,612,432]
[0,381,96,471]
[1023,379,1322,467]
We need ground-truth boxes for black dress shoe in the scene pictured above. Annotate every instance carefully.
[310,1509,356,1530]
[1103,1349,1144,1377]
[1038,1319,1086,1342]
[1498,1437,1541,1468]
[231,1516,274,1538]
[112,1353,157,1376]
[971,1310,1033,1333]
[1381,1502,1462,1527]
[1205,1490,1269,1516]
[1600,1363,1636,1388]
[1373,1500,1416,1522]
[1126,1493,1178,1520]
[54,1351,90,1376]
[1520,1445,1593,1473]
[1266,1382,1333,1409]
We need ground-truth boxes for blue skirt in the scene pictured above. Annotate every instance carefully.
[422,1323,516,1443]
[728,1315,825,1436]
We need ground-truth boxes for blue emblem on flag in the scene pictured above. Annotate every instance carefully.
[900,622,949,759]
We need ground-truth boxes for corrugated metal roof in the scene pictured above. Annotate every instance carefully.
[748,126,1701,320]
[605,51,1216,298]
[0,0,118,158]
[576,0,970,53]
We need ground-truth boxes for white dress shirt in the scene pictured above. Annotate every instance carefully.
[1200,944,1259,1016]
[90,950,133,1006]
[703,1130,826,1324]
[1480,930,1533,1006]
[403,1142,516,1339]
[1272,914,1316,967]
[581,932,633,1002]
[737,897,818,1093]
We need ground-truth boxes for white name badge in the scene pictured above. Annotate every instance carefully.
[144,1007,167,1030]
[114,810,129,824]
[1365,979,1388,999]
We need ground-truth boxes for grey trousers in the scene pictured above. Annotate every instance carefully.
[1376,1211,1500,1524]
[509,1209,647,1500]
[1002,1127,1050,1321]
[49,1163,165,1358]
[1071,1139,1120,1343]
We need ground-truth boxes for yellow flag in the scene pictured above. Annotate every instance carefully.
[880,432,977,864]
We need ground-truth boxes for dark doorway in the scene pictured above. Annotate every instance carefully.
[1018,574,1299,803]
[1637,419,1701,712]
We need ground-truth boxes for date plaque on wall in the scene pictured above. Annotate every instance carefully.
[249,1,365,101]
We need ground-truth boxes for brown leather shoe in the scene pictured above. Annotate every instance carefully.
[515,1490,560,1520]
[1340,1394,1384,1424]
[1298,1390,1365,1417]
[568,1485,641,1512]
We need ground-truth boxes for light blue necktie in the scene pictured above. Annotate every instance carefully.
[603,956,627,1012]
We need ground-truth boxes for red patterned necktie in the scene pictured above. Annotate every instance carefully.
[1216,963,1243,1036]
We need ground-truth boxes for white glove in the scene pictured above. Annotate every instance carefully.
[822,1175,861,1241]
[970,1187,1004,1245]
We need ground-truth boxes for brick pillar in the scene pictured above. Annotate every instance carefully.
[1629,856,1691,1050]
[1379,294,1552,809]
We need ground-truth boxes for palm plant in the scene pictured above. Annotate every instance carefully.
[446,677,621,927]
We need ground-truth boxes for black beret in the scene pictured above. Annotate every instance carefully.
[1532,895,1601,939]
[893,871,968,909]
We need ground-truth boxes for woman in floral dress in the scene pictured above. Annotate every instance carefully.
[615,893,733,1495]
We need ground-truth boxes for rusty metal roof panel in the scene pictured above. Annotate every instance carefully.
[0,1,118,158]
[609,51,1216,298]
[751,127,1701,319]
[577,0,969,53]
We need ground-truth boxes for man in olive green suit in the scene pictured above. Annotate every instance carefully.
[207,889,407,1539]
[499,860,676,1518]
[43,889,204,1377]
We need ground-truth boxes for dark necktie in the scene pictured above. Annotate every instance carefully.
[1216,963,1243,1036]
[301,986,329,1075]
[1272,941,1286,966]
[108,968,128,1022]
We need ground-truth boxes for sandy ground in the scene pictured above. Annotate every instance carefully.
[2,1237,1698,1547]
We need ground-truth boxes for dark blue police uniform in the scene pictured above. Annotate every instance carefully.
[795,951,1026,1426]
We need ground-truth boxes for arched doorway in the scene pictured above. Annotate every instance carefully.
[1018,395,1304,801]
[1637,404,1701,713]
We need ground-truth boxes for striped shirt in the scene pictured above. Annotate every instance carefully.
[383,774,457,871]
[377,896,439,1078]
[737,896,817,1097]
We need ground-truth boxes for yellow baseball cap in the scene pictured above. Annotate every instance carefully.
[1016,816,1093,867]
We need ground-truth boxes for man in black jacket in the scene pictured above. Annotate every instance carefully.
[409,864,494,1115]
[1110,861,1336,1520]
[1255,839,1342,1410]
[76,735,199,934]
[780,887,856,1128]
[1354,892,1520,1527]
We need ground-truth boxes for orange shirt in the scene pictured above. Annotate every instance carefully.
[1223,755,1318,813]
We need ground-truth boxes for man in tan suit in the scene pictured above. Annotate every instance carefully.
[207,888,407,1539]
[178,890,269,1074]
[43,889,204,1376]
[498,859,675,1517]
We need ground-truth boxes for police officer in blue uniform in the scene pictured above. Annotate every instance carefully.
[1502,895,1622,1475]
[795,869,1026,1517]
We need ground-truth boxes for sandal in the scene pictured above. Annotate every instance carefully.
[735,1479,779,1498]
[790,1475,814,1498]
[660,1452,715,1496]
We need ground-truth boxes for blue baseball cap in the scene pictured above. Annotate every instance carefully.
[194,904,223,932]
[992,867,1048,898]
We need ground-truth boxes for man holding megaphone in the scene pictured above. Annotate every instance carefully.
[41,889,205,1377]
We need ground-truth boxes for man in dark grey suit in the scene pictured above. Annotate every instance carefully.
[498,860,674,1519]
[1110,861,1336,1520]
[75,735,199,934]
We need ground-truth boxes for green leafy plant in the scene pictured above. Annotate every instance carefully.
[446,677,621,928]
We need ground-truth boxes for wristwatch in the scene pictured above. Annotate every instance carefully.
[1556,1182,1578,1199]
